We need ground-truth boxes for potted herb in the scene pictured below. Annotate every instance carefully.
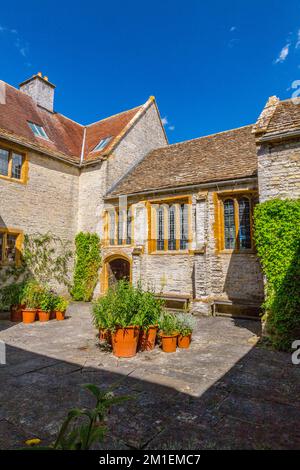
[110,281,141,358]
[38,289,54,322]
[158,312,179,353]
[176,313,196,349]
[20,280,41,323]
[137,289,164,351]
[54,296,69,321]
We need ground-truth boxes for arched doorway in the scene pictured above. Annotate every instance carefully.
[101,254,131,292]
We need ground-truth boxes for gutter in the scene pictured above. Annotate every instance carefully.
[104,176,258,200]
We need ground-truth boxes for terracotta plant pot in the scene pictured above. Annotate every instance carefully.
[178,334,192,349]
[138,326,158,351]
[37,310,50,322]
[160,333,178,353]
[10,304,24,322]
[55,310,65,321]
[50,311,56,320]
[111,326,140,358]
[22,308,37,324]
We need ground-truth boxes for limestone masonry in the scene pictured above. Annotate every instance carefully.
[0,73,299,315]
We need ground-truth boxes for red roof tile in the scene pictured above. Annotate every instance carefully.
[0,81,143,164]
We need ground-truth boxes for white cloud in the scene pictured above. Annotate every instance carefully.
[274,44,290,64]
[0,25,29,60]
[161,116,168,126]
[230,26,236,32]
[168,125,175,131]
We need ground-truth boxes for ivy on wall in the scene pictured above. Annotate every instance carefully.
[71,232,101,302]
[0,232,73,288]
[254,199,300,350]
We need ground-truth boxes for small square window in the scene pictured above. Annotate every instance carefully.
[28,122,49,139]
[93,136,112,152]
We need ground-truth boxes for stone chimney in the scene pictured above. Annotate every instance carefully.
[19,72,56,112]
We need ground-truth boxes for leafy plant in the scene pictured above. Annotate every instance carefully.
[20,280,44,309]
[0,281,27,310]
[23,383,130,450]
[54,296,69,313]
[254,198,300,350]
[176,313,196,336]
[92,281,164,331]
[39,290,56,313]
[158,312,179,336]
[71,233,101,302]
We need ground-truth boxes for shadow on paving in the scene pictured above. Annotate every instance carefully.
[0,318,299,450]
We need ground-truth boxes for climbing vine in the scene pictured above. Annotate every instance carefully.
[0,232,73,288]
[254,199,300,350]
[71,232,101,301]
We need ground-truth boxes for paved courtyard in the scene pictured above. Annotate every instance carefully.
[0,303,299,450]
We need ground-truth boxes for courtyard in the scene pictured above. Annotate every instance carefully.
[0,303,299,450]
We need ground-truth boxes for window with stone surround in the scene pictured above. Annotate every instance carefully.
[0,146,27,183]
[0,229,23,266]
[148,197,191,252]
[105,206,133,246]
[215,192,255,252]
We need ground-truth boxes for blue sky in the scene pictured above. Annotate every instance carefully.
[1,0,300,143]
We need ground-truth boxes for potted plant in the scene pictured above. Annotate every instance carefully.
[20,280,41,323]
[93,281,141,358]
[159,312,179,353]
[54,295,69,321]
[0,282,26,322]
[92,292,113,343]
[137,289,163,351]
[176,313,196,349]
[38,289,54,322]
[110,281,141,358]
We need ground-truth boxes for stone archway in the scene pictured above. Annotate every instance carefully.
[101,254,131,292]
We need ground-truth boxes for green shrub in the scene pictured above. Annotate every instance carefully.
[254,198,300,350]
[71,232,101,302]
[176,313,196,336]
[92,281,164,331]
[54,296,69,313]
[0,281,27,310]
[21,280,44,309]
[158,312,179,336]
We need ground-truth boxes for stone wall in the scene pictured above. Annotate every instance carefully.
[257,140,300,202]
[106,102,167,193]
[77,101,167,236]
[113,182,265,314]
[0,149,79,241]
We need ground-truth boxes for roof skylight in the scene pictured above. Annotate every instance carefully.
[93,136,112,152]
[28,122,49,140]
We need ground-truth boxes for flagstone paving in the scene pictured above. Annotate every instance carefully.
[0,303,299,449]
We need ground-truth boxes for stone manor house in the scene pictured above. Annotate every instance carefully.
[0,73,299,316]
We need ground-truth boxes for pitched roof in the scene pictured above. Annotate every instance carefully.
[0,81,144,164]
[107,125,258,197]
[262,99,300,137]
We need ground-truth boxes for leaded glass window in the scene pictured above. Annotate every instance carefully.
[168,205,176,250]
[224,199,236,249]
[0,149,9,177]
[157,206,164,251]
[239,197,251,249]
[180,203,188,250]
